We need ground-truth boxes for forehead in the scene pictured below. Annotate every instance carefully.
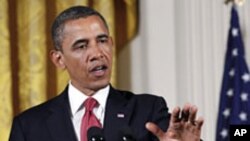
[62,16,109,37]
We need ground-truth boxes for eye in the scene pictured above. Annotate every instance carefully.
[97,37,108,44]
[79,44,87,48]
[74,42,88,49]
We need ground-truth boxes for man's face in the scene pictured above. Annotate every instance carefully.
[57,16,113,95]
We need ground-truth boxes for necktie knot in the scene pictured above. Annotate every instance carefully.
[84,97,98,112]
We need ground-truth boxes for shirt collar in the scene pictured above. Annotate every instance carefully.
[68,82,110,116]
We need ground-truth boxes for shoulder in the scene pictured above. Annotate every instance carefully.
[111,88,170,131]
[14,91,67,122]
[111,87,168,108]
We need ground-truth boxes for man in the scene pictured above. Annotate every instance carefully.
[9,6,203,141]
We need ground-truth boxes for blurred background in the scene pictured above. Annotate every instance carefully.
[1,0,250,141]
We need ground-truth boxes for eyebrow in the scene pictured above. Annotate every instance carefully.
[97,34,109,39]
[71,34,109,47]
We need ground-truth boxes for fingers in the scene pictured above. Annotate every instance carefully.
[147,104,204,141]
[171,103,193,124]
[145,122,165,138]
[170,103,202,127]
[181,103,191,122]
[170,106,181,123]
[188,105,197,125]
[196,116,204,130]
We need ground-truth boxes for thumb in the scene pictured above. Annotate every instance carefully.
[146,122,165,138]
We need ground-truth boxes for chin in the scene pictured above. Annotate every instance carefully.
[92,79,110,90]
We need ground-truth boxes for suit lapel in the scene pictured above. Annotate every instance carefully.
[44,86,135,141]
[46,88,77,141]
[104,87,136,140]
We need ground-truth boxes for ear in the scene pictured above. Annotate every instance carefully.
[110,36,114,46]
[109,36,114,49]
[50,50,66,69]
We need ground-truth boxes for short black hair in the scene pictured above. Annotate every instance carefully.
[51,5,109,50]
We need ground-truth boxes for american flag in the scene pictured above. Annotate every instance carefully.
[216,5,250,141]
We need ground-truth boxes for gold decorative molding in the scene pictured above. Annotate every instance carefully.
[225,0,245,6]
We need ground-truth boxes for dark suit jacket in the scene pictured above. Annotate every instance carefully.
[9,86,170,141]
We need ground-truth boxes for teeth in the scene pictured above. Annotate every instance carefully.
[95,66,103,71]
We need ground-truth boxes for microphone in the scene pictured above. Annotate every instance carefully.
[87,126,105,141]
[119,126,137,141]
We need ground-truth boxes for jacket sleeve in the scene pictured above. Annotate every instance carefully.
[149,96,170,141]
[9,117,25,141]
[152,96,170,132]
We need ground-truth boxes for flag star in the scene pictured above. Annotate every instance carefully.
[242,73,250,83]
[241,93,248,101]
[220,128,228,138]
[229,69,235,77]
[239,112,247,121]
[227,89,234,97]
[232,48,238,56]
[223,108,230,118]
[232,28,238,37]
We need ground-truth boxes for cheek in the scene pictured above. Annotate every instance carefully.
[103,47,113,60]
[64,54,87,70]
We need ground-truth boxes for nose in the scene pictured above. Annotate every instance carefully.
[89,45,104,62]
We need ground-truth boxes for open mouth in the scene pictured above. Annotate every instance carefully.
[90,64,108,77]
[92,65,107,71]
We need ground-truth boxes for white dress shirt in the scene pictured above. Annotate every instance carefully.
[68,82,109,141]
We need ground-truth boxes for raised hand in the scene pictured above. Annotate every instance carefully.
[146,104,204,141]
